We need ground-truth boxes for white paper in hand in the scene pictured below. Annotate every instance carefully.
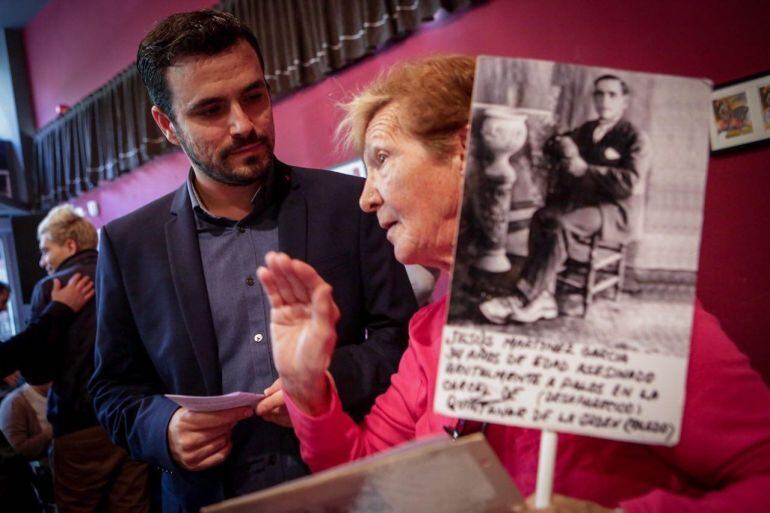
[165,392,265,412]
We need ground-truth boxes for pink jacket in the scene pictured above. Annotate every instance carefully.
[286,298,770,513]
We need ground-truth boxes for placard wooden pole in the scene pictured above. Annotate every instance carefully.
[534,429,557,508]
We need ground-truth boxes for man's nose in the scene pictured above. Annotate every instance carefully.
[229,103,254,136]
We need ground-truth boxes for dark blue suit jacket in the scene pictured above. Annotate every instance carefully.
[89,161,416,512]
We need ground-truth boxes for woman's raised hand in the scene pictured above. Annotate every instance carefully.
[257,251,340,415]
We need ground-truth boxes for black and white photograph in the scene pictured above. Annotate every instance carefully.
[451,57,710,356]
[435,57,711,445]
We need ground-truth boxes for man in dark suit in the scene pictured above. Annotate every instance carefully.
[480,74,651,324]
[88,10,416,513]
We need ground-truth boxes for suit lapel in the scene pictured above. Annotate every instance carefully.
[276,162,307,261]
[165,185,222,395]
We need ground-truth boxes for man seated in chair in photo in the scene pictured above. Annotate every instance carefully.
[481,74,651,324]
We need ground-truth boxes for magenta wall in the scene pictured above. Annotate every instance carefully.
[24,0,770,379]
[25,0,216,128]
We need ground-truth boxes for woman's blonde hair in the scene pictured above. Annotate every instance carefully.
[37,204,98,250]
[337,55,475,160]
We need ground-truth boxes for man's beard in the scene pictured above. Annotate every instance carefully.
[178,129,274,186]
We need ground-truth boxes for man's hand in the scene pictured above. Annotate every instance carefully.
[554,135,580,159]
[256,251,339,416]
[562,155,588,177]
[552,136,587,177]
[256,378,292,427]
[516,494,616,513]
[167,406,253,471]
[51,273,95,312]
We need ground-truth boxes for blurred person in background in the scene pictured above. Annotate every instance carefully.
[27,205,150,513]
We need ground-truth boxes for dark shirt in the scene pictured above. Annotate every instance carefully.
[187,170,305,496]
[187,170,278,395]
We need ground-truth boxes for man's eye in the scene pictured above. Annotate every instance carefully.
[377,153,388,164]
[196,105,222,117]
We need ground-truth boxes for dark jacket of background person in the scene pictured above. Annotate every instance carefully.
[0,302,76,380]
[89,162,417,512]
[0,430,39,512]
[28,249,98,436]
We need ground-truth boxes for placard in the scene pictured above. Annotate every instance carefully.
[436,57,711,445]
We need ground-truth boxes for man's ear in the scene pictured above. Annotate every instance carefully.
[65,239,79,255]
[151,106,180,145]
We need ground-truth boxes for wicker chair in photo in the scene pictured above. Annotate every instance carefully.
[557,234,627,317]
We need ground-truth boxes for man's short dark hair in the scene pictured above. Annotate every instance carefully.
[0,282,9,296]
[594,74,630,95]
[137,9,266,118]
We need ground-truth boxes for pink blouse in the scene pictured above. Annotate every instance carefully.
[286,298,770,513]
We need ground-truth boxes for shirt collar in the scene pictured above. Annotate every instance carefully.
[597,115,622,128]
[56,249,98,272]
[186,165,276,227]
[593,117,622,143]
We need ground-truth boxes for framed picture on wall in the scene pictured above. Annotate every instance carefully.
[710,69,770,153]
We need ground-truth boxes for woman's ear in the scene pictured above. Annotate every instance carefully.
[458,123,470,153]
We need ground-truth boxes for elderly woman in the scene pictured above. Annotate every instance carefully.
[257,56,770,513]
